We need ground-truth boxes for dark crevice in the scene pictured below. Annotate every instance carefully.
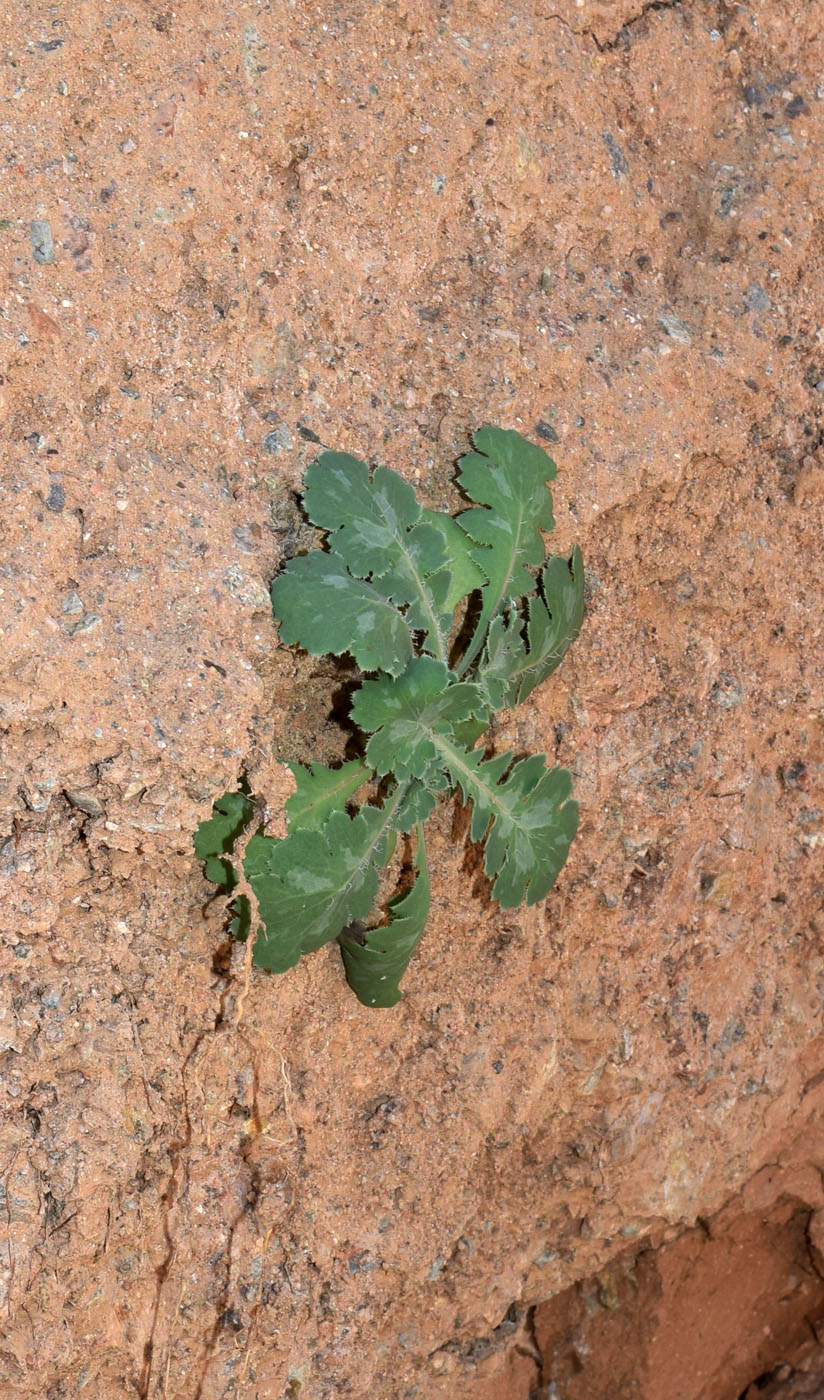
[585,0,686,52]
[524,1303,546,1397]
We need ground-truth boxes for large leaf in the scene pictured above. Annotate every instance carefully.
[456,426,557,672]
[478,546,585,708]
[286,759,370,830]
[271,550,413,675]
[351,656,488,785]
[431,740,578,909]
[339,825,430,1007]
[194,789,255,887]
[302,453,453,661]
[243,795,405,971]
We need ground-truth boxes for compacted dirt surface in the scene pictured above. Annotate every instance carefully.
[2,1,824,1396]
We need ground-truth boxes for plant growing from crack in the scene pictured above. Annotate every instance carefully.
[195,426,583,1006]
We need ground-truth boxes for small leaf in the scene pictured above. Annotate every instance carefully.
[479,546,585,708]
[420,508,486,613]
[430,737,579,908]
[244,801,399,971]
[456,426,557,673]
[351,656,488,784]
[194,789,255,888]
[271,550,413,675]
[302,453,452,661]
[339,826,430,1007]
[286,759,370,830]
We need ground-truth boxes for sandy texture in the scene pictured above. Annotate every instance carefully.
[2,0,824,1396]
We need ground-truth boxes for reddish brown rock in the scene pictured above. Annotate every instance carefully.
[1,0,823,1397]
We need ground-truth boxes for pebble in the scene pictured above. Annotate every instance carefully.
[30,219,55,264]
[710,673,743,708]
[745,282,770,312]
[46,477,65,512]
[62,591,84,614]
[67,614,101,636]
[536,419,560,443]
[65,790,105,817]
[657,313,692,344]
[262,423,294,454]
[602,130,629,178]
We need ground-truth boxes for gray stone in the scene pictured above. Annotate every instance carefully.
[658,313,692,344]
[30,219,55,264]
[65,789,105,817]
[262,423,294,455]
[745,282,771,312]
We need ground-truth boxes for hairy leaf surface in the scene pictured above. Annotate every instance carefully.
[243,796,404,970]
[419,508,485,614]
[431,740,578,908]
[392,780,438,831]
[302,453,454,660]
[456,425,557,672]
[286,759,370,830]
[479,545,585,708]
[271,551,413,675]
[339,826,430,1007]
[351,656,488,784]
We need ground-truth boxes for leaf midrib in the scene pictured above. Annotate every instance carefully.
[373,494,448,664]
[457,493,531,676]
[290,781,409,946]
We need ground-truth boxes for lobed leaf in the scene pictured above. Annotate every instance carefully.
[456,425,557,672]
[339,825,430,1007]
[243,797,403,971]
[430,738,579,909]
[351,656,488,785]
[479,545,585,709]
[271,550,413,675]
[301,453,454,662]
[286,759,370,830]
[194,789,255,888]
[419,508,486,614]
[392,780,439,832]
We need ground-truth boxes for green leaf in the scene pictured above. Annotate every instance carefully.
[351,656,488,785]
[393,779,438,831]
[420,508,486,614]
[286,759,369,830]
[302,453,453,661]
[243,796,403,971]
[194,789,255,888]
[456,426,557,673]
[430,739,578,909]
[479,545,585,708]
[271,550,413,675]
[339,826,430,1007]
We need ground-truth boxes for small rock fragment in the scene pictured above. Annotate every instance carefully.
[745,282,770,312]
[603,130,629,178]
[658,313,692,344]
[67,614,101,636]
[30,219,55,264]
[65,789,105,817]
[262,423,294,455]
[45,477,65,512]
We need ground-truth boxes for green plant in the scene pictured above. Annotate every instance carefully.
[195,426,583,1007]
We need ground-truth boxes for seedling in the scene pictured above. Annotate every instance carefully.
[195,427,583,1006]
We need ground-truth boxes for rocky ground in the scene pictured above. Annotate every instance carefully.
[2,0,823,1396]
